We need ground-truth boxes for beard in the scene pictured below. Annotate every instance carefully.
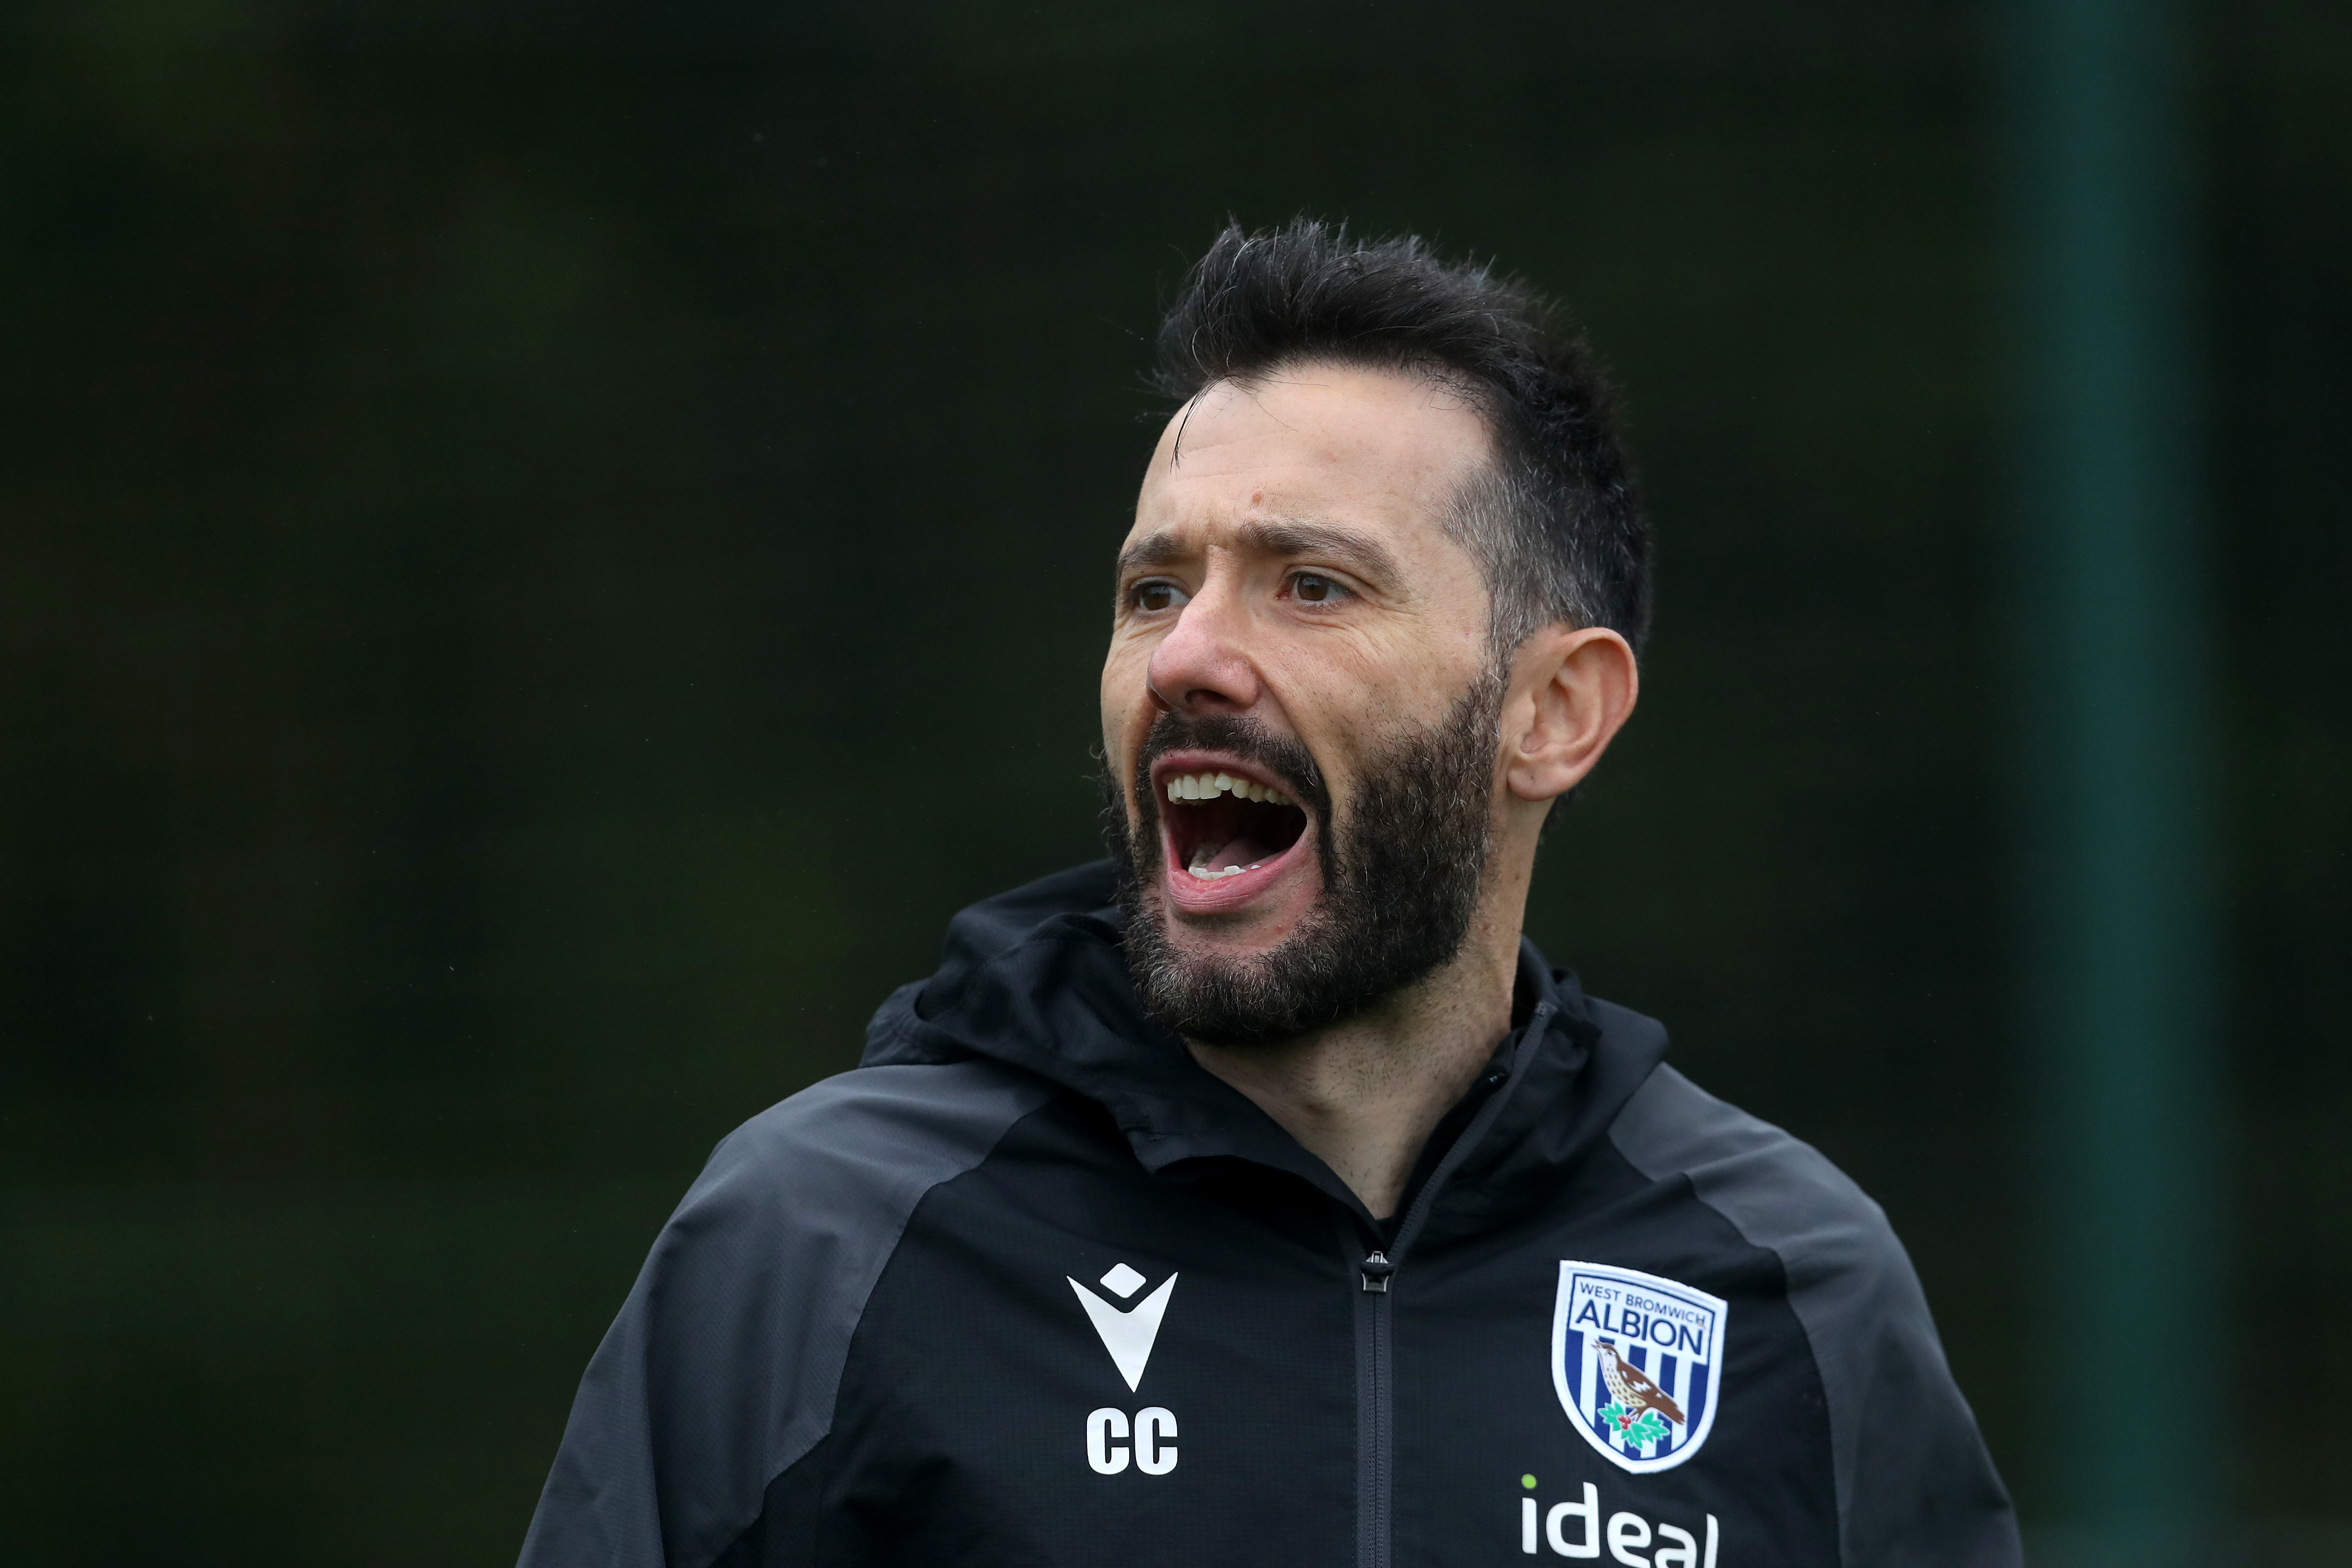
[1099,671,1507,1047]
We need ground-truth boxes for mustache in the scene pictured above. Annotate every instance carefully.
[1131,710,1332,823]
[1105,673,1507,1045]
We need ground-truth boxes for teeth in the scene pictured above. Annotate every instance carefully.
[1161,771,1297,806]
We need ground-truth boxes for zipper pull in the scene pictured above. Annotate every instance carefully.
[1359,1249,1395,1293]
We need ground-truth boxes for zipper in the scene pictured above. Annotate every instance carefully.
[1349,1002,1554,1568]
[1353,1246,1395,1568]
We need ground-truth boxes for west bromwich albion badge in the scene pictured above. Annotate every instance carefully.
[1552,1260,1728,1473]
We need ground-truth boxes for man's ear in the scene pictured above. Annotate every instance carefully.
[1504,625,1640,803]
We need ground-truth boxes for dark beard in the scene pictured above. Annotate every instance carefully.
[1099,673,1506,1046]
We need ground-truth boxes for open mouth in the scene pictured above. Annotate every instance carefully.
[1156,765,1310,881]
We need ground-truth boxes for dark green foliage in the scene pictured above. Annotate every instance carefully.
[0,0,2344,1560]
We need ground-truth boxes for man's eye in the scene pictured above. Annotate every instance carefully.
[1129,580,1189,613]
[1288,572,1349,604]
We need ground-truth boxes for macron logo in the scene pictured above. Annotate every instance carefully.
[1068,1263,1178,1392]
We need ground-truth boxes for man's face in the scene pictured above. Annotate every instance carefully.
[1100,362,1505,1041]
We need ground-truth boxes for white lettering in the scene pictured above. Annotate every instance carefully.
[1088,1407,1180,1476]
[1134,1406,1178,1474]
[1546,1483,1600,1558]
[1652,1523,1697,1568]
[1527,1486,1721,1565]
[1607,1511,1652,1567]
[1085,1407,1129,1474]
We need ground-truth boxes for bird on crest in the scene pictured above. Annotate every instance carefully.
[1592,1338,1686,1430]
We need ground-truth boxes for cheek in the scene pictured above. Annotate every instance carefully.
[1265,639,1481,782]
[1263,637,1437,738]
[1099,643,1155,758]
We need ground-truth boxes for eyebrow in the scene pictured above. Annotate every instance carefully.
[1115,531,1191,577]
[1113,518,1405,587]
[1235,519,1403,586]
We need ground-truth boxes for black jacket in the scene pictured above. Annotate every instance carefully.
[519,863,2019,1568]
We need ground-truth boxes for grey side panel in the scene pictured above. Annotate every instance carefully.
[1608,1065,2022,1568]
[516,1061,1055,1568]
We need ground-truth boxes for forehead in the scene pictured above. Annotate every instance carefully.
[1126,362,1494,561]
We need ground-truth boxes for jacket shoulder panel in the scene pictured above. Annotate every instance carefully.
[1607,1062,2019,1568]
[518,1059,1057,1568]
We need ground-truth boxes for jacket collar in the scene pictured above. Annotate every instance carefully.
[863,862,1668,1236]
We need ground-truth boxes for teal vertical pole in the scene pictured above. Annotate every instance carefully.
[2011,0,2218,1560]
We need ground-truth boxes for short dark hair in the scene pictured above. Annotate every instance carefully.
[1152,218,1651,657]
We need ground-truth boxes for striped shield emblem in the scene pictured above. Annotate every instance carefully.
[1551,1260,1728,1473]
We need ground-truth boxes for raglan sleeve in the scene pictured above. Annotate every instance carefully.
[515,1111,839,1568]
[513,1061,1050,1568]
[1815,1210,2022,1567]
[1608,1063,2023,1568]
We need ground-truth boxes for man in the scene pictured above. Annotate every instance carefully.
[518,220,2020,1568]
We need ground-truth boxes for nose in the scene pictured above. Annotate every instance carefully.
[1145,574,1262,716]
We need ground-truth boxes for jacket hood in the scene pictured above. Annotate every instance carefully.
[862,861,1671,1234]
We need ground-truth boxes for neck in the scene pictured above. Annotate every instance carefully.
[1187,889,1528,1222]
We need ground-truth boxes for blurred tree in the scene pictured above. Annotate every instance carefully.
[0,0,2344,1561]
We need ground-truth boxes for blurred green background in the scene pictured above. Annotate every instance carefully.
[2,0,2345,1561]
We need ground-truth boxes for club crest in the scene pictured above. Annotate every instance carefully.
[1551,1260,1727,1473]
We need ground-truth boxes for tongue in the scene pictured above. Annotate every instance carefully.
[1188,832,1274,875]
